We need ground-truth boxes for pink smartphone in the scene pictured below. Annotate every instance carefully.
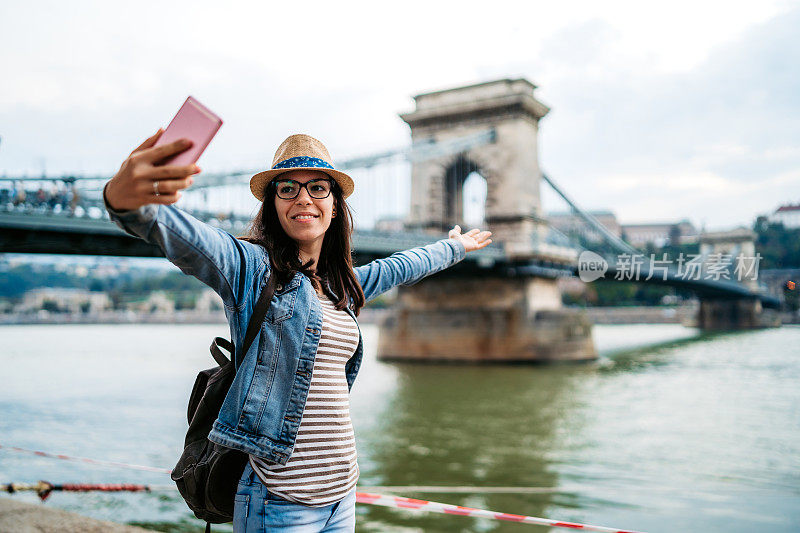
[153,96,223,166]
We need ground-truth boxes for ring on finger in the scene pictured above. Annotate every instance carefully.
[153,180,160,197]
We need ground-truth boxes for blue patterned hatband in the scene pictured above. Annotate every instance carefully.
[272,156,335,171]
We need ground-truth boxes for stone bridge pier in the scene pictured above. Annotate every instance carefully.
[695,229,781,329]
[377,277,596,363]
[697,298,779,330]
[378,78,597,363]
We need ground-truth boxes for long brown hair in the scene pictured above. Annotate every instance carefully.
[238,177,366,317]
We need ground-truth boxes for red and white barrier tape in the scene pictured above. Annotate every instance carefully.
[0,444,171,474]
[0,443,645,532]
[357,492,644,533]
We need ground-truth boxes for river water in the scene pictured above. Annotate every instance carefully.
[0,323,798,532]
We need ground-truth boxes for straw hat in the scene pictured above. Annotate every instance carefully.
[250,134,355,201]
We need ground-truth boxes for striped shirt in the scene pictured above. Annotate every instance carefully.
[249,290,360,506]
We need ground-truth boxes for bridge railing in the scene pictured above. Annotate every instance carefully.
[0,177,256,228]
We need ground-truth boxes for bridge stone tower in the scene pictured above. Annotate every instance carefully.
[400,78,553,260]
[377,79,596,363]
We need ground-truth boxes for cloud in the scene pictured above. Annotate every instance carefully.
[603,171,740,193]
[539,5,800,228]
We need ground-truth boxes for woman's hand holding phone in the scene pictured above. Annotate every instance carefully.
[104,129,201,211]
[105,95,222,211]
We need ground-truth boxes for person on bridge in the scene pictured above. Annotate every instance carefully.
[102,131,492,532]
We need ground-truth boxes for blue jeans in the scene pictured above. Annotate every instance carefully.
[233,462,356,532]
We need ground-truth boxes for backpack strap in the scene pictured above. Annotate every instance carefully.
[209,270,277,367]
[210,338,233,366]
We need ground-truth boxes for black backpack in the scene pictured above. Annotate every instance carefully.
[171,272,276,532]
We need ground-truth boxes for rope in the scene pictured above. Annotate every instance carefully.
[1,482,151,501]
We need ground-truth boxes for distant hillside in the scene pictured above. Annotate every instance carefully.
[0,262,204,300]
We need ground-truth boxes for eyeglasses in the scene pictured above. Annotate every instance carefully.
[273,178,334,200]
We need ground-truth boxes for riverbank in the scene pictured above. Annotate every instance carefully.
[0,307,392,326]
[3,305,797,326]
[583,305,800,325]
[583,304,697,324]
[0,497,157,533]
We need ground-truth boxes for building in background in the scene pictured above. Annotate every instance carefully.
[769,203,800,229]
[18,288,111,313]
[547,210,622,244]
[621,219,698,248]
[548,210,698,248]
[134,291,175,314]
[374,215,406,233]
[194,288,225,313]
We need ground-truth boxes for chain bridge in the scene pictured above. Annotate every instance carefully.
[0,79,782,361]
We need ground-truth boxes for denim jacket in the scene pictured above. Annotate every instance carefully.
[102,193,466,464]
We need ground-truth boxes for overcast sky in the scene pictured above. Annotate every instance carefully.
[1,0,798,232]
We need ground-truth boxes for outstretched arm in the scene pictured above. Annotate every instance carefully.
[103,130,265,312]
[354,225,492,303]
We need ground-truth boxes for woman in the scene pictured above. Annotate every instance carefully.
[103,131,492,532]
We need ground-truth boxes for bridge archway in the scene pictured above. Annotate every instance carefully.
[442,154,487,229]
[462,170,487,228]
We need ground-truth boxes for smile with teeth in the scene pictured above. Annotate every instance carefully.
[292,214,319,221]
